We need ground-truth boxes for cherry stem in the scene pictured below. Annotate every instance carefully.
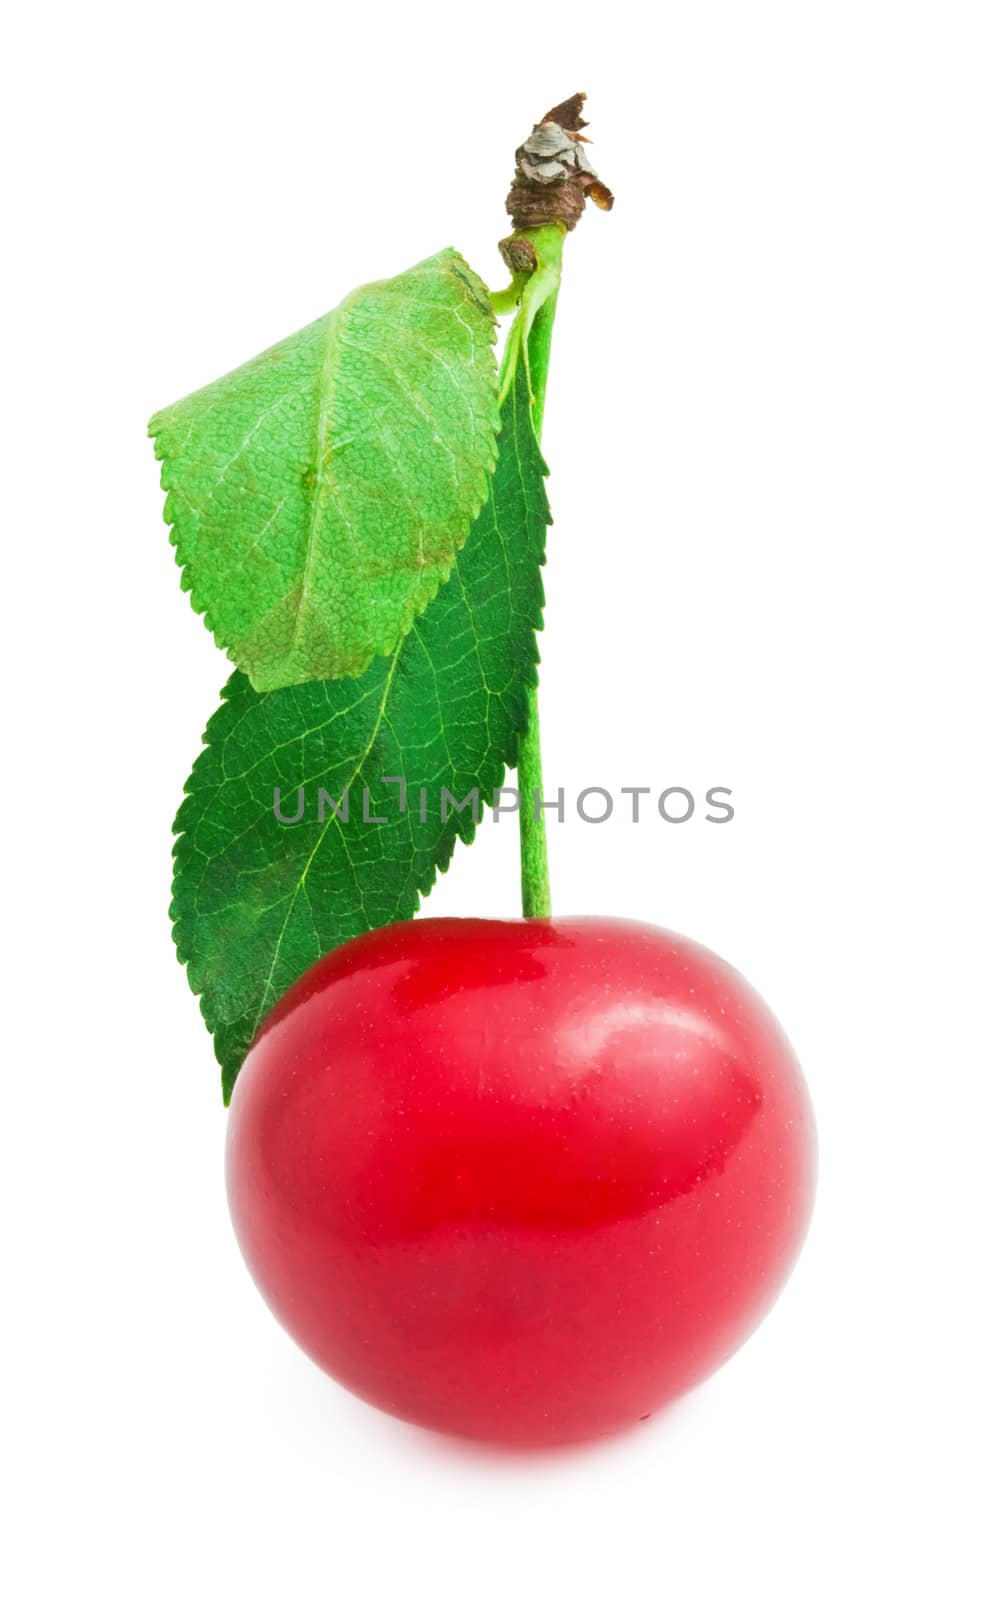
[518,688,552,918]
[495,224,564,918]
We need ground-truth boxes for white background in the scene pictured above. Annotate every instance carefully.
[4,3,998,1595]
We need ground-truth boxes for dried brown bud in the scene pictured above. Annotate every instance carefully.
[505,90,615,234]
[498,235,540,277]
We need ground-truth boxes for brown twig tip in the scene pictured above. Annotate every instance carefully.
[505,91,615,233]
[542,92,590,133]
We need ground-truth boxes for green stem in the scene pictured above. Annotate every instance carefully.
[489,276,528,316]
[497,224,564,419]
[498,224,564,918]
[518,690,551,918]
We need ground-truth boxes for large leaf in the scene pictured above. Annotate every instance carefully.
[172,364,548,1100]
[150,249,499,692]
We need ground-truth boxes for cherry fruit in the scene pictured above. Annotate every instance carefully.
[226,917,815,1445]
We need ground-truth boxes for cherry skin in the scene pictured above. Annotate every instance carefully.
[226,917,816,1446]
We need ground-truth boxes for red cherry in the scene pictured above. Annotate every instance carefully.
[226,918,816,1445]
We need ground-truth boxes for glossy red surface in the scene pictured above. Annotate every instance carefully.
[226,918,816,1445]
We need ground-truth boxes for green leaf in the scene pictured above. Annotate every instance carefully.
[150,248,500,692]
[172,364,548,1101]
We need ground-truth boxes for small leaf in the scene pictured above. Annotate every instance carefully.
[150,249,499,692]
[172,365,548,1100]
